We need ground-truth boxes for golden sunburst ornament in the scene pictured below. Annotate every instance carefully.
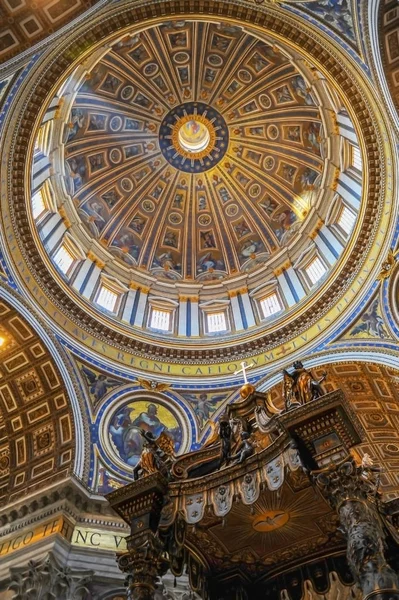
[209,486,332,558]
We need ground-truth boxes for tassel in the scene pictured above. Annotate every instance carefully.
[174,577,177,588]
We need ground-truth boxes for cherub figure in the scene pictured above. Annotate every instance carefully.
[231,431,254,464]
[184,392,226,427]
[80,365,121,403]
[350,300,388,339]
[361,452,382,489]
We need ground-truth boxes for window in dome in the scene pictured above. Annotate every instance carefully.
[96,285,119,313]
[52,244,75,276]
[34,121,52,156]
[351,145,362,172]
[337,204,356,235]
[260,292,282,319]
[150,308,171,331]
[32,189,46,220]
[305,256,327,285]
[207,311,227,333]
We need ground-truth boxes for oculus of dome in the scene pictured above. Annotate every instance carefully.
[160,103,228,171]
[178,119,210,153]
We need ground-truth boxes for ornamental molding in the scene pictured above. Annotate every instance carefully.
[0,478,123,534]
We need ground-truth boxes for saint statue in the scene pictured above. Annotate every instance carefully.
[283,361,327,409]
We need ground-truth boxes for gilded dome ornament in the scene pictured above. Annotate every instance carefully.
[377,249,396,280]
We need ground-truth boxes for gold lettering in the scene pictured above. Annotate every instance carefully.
[0,540,11,555]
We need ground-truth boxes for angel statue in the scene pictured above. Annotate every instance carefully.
[133,431,161,480]
[283,361,327,410]
[132,429,175,481]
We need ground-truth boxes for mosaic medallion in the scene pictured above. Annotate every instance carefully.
[159,102,229,173]
[107,399,183,468]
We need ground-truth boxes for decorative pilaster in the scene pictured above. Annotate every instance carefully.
[336,172,361,211]
[122,285,139,324]
[178,295,188,336]
[40,213,65,251]
[134,285,150,328]
[275,264,306,307]
[314,458,399,600]
[228,290,244,331]
[81,252,104,299]
[188,296,199,336]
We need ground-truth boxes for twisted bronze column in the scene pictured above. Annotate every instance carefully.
[118,534,169,600]
[314,458,399,600]
[107,474,170,600]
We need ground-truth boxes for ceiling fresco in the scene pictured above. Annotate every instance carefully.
[283,0,357,47]
[77,359,125,408]
[341,293,394,342]
[61,22,326,284]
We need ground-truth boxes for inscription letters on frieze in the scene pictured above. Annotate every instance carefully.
[0,516,127,557]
